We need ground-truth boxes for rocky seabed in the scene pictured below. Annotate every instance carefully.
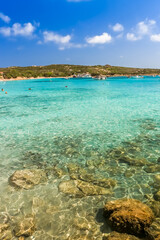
[1,121,160,239]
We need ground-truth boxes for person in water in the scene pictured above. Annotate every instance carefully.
[1,88,4,91]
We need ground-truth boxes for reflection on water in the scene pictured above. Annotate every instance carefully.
[0,76,160,239]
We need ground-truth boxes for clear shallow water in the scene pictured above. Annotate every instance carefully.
[0,76,160,239]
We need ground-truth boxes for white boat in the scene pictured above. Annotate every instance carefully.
[98,76,106,80]
[135,75,144,79]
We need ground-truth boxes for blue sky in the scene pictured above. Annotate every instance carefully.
[1,0,160,68]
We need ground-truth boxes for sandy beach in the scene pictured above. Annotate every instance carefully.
[0,76,73,82]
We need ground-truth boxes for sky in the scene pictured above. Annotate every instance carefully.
[1,0,160,68]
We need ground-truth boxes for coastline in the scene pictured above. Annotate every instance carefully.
[0,76,73,82]
[0,73,159,82]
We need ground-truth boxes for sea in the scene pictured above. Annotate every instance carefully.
[0,76,160,239]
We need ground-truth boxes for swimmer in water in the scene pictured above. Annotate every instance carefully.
[1,88,4,91]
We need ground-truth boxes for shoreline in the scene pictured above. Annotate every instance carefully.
[0,76,73,82]
[0,73,159,82]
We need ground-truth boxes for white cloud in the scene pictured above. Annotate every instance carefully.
[12,23,35,36]
[0,22,36,37]
[137,20,156,35]
[42,31,87,50]
[43,31,71,44]
[57,43,86,50]
[0,12,10,23]
[149,20,156,25]
[127,19,156,41]
[150,34,160,42]
[112,23,124,32]
[86,32,112,44]
[126,33,140,41]
[0,27,11,36]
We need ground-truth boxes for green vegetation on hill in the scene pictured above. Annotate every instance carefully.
[0,64,160,79]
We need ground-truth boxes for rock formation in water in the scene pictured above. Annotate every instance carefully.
[103,231,141,240]
[104,199,154,236]
[0,223,13,239]
[145,218,160,240]
[13,216,35,237]
[59,179,113,197]
[9,169,48,189]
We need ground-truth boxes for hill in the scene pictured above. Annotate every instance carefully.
[0,64,160,79]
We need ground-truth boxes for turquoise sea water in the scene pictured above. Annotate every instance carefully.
[0,76,160,239]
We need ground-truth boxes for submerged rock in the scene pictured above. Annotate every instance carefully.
[140,122,156,130]
[106,147,125,159]
[144,165,160,173]
[104,199,154,236]
[65,147,79,157]
[124,169,136,178]
[59,180,84,197]
[0,212,9,224]
[18,237,25,240]
[103,231,141,240]
[50,165,68,178]
[66,235,99,240]
[154,191,160,201]
[77,179,112,196]
[106,145,142,160]
[23,151,43,162]
[118,155,149,166]
[91,178,117,188]
[9,169,47,189]
[148,200,160,218]
[13,216,35,237]
[86,157,106,169]
[58,179,112,197]
[154,175,160,185]
[145,218,160,240]
[67,163,84,176]
[71,172,116,189]
[0,223,13,240]
[68,163,116,188]
[73,217,98,232]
